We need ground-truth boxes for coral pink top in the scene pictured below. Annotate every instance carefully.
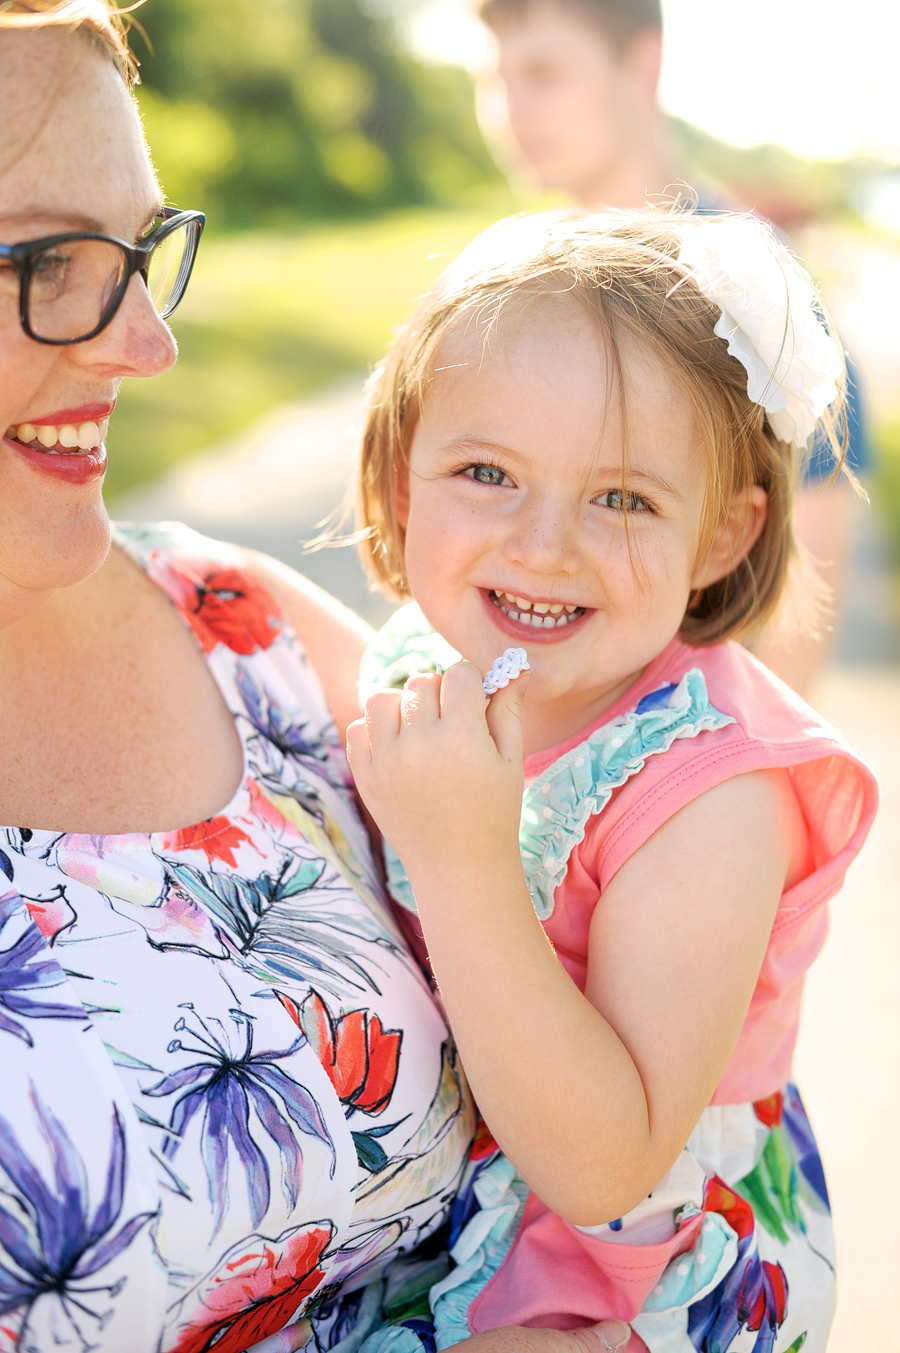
[524,635,877,1104]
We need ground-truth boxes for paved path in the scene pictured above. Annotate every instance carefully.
[119,378,900,1349]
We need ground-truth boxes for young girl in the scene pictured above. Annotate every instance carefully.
[345,211,877,1353]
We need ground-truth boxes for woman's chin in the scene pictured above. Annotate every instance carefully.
[0,498,111,601]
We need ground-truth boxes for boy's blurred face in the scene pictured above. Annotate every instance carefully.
[478,2,659,206]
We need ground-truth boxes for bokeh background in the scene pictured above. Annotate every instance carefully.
[114,4,899,1347]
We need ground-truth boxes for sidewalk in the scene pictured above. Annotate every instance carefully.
[118,378,900,1349]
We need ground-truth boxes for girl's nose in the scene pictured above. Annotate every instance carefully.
[71,273,178,379]
[503,498,580,577]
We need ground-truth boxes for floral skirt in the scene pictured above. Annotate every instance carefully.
[344,1085,834,1353]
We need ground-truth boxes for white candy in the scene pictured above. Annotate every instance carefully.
[483,647,530,696]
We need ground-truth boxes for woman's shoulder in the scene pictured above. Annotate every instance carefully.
[113,522,372,741]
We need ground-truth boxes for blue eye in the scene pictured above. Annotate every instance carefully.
[598,489,647,512]
[471,464,507,486]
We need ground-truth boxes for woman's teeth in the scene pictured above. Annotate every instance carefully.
[5,419,109,453]
[490,590,584,628]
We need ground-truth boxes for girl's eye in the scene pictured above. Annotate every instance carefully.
[596,489,649,513]
[469,463,508,487]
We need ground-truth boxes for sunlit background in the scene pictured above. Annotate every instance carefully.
[114,0,900,579]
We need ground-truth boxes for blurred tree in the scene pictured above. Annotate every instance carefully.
[134,0,502,226]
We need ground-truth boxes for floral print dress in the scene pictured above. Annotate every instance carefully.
[0,524,474,1353]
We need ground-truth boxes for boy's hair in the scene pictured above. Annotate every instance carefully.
[358,209,847,647]
[477,0,662,53]
[0,1,139,84]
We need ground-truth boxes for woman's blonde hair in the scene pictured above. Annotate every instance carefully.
[0,0,139,83]
[358,209,847,646]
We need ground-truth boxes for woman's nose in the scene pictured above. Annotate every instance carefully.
[71,273,178,379]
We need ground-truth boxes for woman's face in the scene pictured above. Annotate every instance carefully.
[0,28,176,612]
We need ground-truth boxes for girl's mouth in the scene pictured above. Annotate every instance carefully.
[488,589,586,629]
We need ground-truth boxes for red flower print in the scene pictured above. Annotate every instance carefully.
[163,818,254,868]
[752,1092,784,1129]
[470,1117,499,1162]
[280,991,401,1116]
[744,1260,789,1334]
[703,1174,755,1241]
[185,568,282,655]
[171,1223,331,1353]
[23,889,75,943]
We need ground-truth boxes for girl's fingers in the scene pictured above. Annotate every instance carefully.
[401,672,442,726]
[438,660,492,720]
[345,716,372,775]
[485,667,530,761]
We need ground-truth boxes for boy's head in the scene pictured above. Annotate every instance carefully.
[358,209,845,646]
[476,0,665,206]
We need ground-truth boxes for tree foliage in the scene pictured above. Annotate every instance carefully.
[133,0,501,226]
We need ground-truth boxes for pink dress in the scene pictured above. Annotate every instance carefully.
[362,607,878,1353]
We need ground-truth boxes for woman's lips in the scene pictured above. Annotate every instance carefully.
[3,429,107,485]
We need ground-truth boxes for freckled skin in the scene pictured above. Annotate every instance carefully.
[0,28,176,617]
[399,302,717,755]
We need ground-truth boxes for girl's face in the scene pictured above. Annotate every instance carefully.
[399,302,725,751]
[0,29,176,612]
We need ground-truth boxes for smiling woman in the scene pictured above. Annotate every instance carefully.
[0,6,634,1353]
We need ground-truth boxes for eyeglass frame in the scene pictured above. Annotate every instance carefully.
[0,205,206,346]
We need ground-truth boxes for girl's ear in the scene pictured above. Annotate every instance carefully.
[691,485,768,590]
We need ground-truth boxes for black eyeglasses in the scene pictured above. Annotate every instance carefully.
[0,206,206,345]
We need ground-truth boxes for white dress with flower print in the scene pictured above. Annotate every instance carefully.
[0,523,474,1353]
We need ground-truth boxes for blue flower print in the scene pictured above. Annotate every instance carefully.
[167,857,390,997]
[0,1092,155,1351]
[0,893,85,1045]
[236,664,332,775]
[143,1005,334,1232]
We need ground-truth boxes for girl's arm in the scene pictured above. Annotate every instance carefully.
[347,662,794,1227]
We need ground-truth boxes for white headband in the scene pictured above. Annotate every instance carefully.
[675,215,843,449]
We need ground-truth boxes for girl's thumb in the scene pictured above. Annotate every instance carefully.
[484,667,530,758]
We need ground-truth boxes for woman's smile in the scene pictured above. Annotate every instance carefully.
[4,401,114,484]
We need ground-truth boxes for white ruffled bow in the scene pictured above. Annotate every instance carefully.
[676,216,843,448]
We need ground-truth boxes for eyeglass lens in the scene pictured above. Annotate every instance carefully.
[22,219,195,342]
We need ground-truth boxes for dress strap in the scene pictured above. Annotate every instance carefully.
[367,608,734,921]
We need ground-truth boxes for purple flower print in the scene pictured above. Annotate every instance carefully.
[0,893,85,1045]
[0,1092,155,1351]
[143,1004,334,1232]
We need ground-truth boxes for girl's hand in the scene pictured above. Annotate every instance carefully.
[346,662,529,887]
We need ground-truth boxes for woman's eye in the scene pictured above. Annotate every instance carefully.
[470,464,508,486]
[597,489,648,513]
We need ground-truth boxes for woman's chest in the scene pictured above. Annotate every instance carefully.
[3,809,474,1346]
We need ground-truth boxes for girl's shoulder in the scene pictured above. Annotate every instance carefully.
[561,635,877,914]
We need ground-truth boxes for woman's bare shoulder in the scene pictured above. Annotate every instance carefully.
[238,549,375,740]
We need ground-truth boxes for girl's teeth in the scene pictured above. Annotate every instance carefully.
[549,604,563,614]
[533,602,550,614]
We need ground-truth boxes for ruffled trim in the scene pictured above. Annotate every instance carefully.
[363,609,734,923]
[359,604,461,702]
[521,669,733,920]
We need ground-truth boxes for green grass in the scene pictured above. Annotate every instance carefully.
[875,418,900,567]
[107,202,517,502]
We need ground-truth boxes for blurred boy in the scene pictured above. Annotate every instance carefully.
[475,0,865,698]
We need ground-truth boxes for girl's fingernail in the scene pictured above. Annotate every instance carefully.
[590,1320,631,1350]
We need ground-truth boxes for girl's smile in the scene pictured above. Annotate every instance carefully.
[399,300,723,753]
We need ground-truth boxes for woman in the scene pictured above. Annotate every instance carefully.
[0,4,632,1351]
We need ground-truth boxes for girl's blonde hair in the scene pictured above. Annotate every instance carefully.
[0,0,139,83]
[358,209,847,646]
